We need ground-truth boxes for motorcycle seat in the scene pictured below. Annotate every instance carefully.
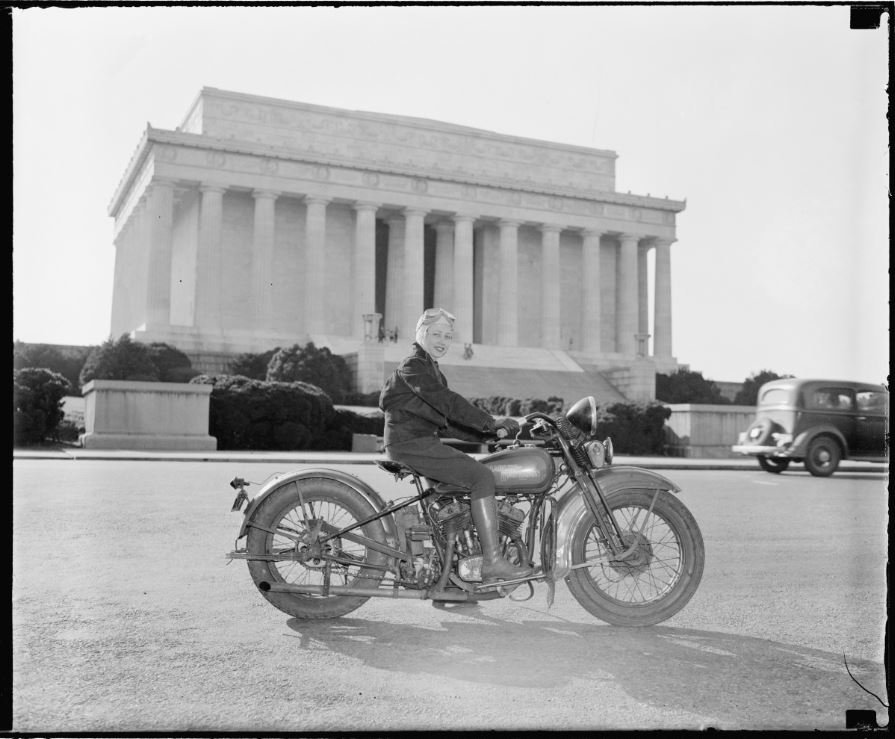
[376,461,469,496]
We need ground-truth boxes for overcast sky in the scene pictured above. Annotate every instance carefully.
[11,4,889,384]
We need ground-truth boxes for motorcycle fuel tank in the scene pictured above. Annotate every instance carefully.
[481,446,555,494]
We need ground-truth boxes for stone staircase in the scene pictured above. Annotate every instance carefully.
[382,344,628,405]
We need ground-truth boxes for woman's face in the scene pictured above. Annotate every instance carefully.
[421,318,453,359]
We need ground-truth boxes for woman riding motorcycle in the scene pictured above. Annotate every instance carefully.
[379,308,533,582]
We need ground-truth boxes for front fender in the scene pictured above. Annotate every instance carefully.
[552,465,681,579]
[236,467,397,545]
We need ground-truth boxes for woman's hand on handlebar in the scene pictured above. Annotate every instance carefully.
[493,417,521,439]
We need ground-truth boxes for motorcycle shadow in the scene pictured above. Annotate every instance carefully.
[285,612,886,725]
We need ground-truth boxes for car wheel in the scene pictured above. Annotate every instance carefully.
[804,436,841,477]
[757,455,790,474]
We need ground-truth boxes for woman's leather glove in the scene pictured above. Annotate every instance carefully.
[493,417,521,438]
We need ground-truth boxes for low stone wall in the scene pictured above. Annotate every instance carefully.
[80,380,217,450]
[663,403,756,458]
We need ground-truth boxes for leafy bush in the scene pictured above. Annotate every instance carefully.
[79,335,199,386]
[14,341,92,394]
[145,343,200,382]
[79,335,160,385]
[14,367,72,446]
[228,347,281,380]
[266,342,353,403]
[470,396,565,416]
[593,401,672,455]
[190,374,378,451]
[734,370,792,405]
[656,369,729,404]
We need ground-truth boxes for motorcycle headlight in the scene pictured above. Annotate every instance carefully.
[566,396,598,437]
[584,439,612,468]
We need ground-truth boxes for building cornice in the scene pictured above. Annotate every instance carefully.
[108,127,686,218]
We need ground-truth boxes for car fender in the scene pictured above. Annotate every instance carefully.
[791,425,849,458]
[237,467,397,545]
[551,466,681,579]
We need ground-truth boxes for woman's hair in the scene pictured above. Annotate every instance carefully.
[415,307,455,346]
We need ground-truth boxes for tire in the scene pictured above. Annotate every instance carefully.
[804,436,841,477]
[744,419,775,446]
[565,489,705,627]
[245,477,389,619]
[757,455,790,474]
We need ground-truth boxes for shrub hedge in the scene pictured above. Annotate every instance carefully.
[189,374,383,451]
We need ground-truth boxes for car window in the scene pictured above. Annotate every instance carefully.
[759,388,791,406]
[856,391,888,414]
[807,388,855,411]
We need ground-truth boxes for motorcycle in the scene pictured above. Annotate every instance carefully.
[226,396,705,626]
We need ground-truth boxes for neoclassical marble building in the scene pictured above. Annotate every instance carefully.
[108,88,685,399]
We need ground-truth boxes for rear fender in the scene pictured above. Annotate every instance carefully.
[552,465,681,579]
[791,426,848,458]
[237,467,397,545]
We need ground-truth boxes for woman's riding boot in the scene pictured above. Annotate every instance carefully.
[471,496,533,581]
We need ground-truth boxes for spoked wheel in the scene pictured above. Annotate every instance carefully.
[566,489,704,626]
[757,455,790,474]
[245,478,389,619]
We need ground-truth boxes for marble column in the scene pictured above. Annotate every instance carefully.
[581,229,603,354]
[432,221,454,311]
[196,184,225,331]
[540,224,561,349]
[353,202,379,338]
[251,189,278,333]
[653,238,674,358]
[402,208,427,336]
[497,219,520,346]
[384,216,404,336]
[110,221,128,337]
[452,214,475,344]
[144,180,175,329]
[617,234,640,356]
[303,196,330,335]
[638,243,650,337]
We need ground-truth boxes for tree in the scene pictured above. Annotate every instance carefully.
[14,367,72,445]
[228,347,281,380]
[655,369,728,404]
[79,334,160,386]
[266,342,353,403]
[13,341,92,394]
[734,370,792,405]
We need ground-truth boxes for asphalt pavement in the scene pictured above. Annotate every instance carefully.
[12,445,888,473]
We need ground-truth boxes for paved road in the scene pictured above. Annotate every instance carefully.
[11,459,889,732]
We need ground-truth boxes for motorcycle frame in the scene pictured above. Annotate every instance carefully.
[232,417,683,587]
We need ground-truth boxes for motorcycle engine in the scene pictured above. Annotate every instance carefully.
[434,497,526,582]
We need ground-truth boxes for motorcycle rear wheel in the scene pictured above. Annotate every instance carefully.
[565,488,704,627]
[246,478,389,619]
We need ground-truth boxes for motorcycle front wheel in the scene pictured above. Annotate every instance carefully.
[565,488,704,627]
[245,477,389,619]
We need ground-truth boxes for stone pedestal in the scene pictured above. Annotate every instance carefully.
[80,380,217,450]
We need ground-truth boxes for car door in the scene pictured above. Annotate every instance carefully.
[805,386,856,451]
[853,389,889,457]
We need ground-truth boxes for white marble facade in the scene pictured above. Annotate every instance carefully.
[108,87,683,377]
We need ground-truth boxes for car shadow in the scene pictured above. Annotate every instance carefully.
[286,612,886,729]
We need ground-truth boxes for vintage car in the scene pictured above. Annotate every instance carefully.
[732,378,889,476]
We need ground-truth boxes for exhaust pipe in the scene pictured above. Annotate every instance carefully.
[259,581,429,600]
[259,581,471,602]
